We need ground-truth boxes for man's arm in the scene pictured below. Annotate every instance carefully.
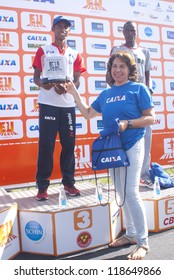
[145,70,153,94]
[145,70,150,88]
[33,67,54,90]
[73,71,81,89]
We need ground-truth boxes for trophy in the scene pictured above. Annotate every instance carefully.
[41,54,70,84]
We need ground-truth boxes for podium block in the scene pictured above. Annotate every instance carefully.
[122,187,174,232]
[19,211,55,255]
[0,188,20,260]
[109,200,122,243]
[12,183,121,256]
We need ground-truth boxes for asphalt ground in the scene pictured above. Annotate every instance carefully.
[13,228,174,260]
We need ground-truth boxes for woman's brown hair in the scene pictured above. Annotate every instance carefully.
[107,50,138,84]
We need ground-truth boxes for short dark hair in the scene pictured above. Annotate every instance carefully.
[123,21,137,30]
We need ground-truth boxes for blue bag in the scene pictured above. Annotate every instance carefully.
[92,132,130,170]
[150,162,174,189]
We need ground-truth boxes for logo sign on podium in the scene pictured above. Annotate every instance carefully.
[41,55,69,83]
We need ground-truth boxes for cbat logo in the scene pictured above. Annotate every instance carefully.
[0,121,17,136]
[77,231,92,248]
[83,0,106,11]
[25,221,43,241]
[27,14,46,28]
[0,77,15,91]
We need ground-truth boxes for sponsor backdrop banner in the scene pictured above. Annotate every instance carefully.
[0,0,174,186]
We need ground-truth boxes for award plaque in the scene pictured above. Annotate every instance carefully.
[41,55,69,84]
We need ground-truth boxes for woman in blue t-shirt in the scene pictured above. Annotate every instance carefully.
[66,50,155,260]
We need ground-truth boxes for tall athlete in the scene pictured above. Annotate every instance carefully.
[33,16,86,200]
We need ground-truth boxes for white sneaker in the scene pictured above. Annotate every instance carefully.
[140,179,154,189]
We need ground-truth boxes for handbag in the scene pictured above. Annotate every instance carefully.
[91,119,129,207]
[92,131,130,170]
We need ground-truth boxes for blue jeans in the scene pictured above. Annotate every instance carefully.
[110,138,149,246]
[141,125,152,181]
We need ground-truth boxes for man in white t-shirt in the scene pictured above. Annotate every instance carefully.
[106,21,154,189]
[33,16,86,200]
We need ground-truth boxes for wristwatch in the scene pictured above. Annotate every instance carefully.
[127,120,133,129]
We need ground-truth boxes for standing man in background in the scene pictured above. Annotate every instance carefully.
[106,21,154,189]
[33,15,86,201]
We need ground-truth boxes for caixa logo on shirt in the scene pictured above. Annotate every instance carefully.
[25,221,43,241]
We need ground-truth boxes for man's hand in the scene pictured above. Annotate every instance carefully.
[41,82,54,90]
[54,83,67,94]
[40,81,68,94]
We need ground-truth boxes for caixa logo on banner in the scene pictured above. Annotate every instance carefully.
[25,221,43,241]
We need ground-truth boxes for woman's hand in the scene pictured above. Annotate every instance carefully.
[119,120,128,132]
[66,80,78,96]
